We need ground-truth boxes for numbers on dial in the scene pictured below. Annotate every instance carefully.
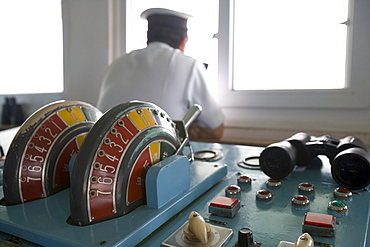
[98,149,119,162]
[28,142,47,153]
[34,133,52,145]
[48,117,63,131]
[42,125,58,139]
[89,189,112,197]
[94,162,116,174]
[24,154,44,163]
[68,103,180,226]
[22,165,42,173]
[20,176,42,183]
[117,119,134,135]
[2,101,101,205]
[110,128,130,145]
[103,137,124,152]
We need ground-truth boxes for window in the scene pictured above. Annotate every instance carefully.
[233,0,348,90]
[0,0,63,95]
[218,0,370,109]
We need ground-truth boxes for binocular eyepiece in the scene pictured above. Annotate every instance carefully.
[259,132,370,190]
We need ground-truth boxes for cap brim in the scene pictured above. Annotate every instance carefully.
[141,8,192,20]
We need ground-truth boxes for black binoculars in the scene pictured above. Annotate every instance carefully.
[259,132,370,190]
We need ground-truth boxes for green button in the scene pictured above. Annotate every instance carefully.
[332,200,345,208]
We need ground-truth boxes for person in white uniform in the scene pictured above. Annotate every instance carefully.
[97,8,225,140]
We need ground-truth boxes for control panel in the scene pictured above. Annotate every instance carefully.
[0,101,369,246]
[139,142,370,246]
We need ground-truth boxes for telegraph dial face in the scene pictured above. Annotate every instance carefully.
[3,101,102,205]
[69,101,181,226]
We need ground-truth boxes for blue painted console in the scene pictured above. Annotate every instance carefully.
[0,141,369,246]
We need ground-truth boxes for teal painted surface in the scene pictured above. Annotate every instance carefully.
[0,149,227,246]
[0,142,369,246]
[146,155,191,209]
[140,142,370,247]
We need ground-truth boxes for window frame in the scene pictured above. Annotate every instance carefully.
[217,0,370,110]
[0,0,64,95]
[118,0,370,132]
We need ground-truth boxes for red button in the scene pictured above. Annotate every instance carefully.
[337,187,349,193]
[304,212,336,229]
[295,195,307,201]
[227,185,240,191]
[210,196,239,209]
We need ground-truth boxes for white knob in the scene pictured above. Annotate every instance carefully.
[293,233,314,247]
[186,211,209,244]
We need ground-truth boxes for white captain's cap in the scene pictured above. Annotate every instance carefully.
[141,8,192,20]
[141,8,192,31]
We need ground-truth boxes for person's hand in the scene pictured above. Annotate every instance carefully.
[188,123,224,140]
[188,125,202,139]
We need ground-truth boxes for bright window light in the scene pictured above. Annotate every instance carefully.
[233,0,348,90]
[127,0,219,92]
[0,0,63,95]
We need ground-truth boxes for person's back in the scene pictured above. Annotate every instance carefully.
[97,42,197,120]
[97,8,225,140]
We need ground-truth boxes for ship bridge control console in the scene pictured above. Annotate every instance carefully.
[0,101,369,247]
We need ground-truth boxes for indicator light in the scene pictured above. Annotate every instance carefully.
[291,195,310,210]
[256,190,273,202]
[238,174,252,187]
[333,187,352,200]
[298,182,315,195]
[327,200,348,217]
[225,185,241,198]
[266,178,282,189]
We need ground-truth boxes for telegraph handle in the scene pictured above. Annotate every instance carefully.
[183,104,202,129]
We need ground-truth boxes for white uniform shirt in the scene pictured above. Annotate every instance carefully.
[97,42,224,129]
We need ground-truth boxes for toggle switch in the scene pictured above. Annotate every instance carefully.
[278,233,314,247]
[183,211,210,244]
[161,211,233,246]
